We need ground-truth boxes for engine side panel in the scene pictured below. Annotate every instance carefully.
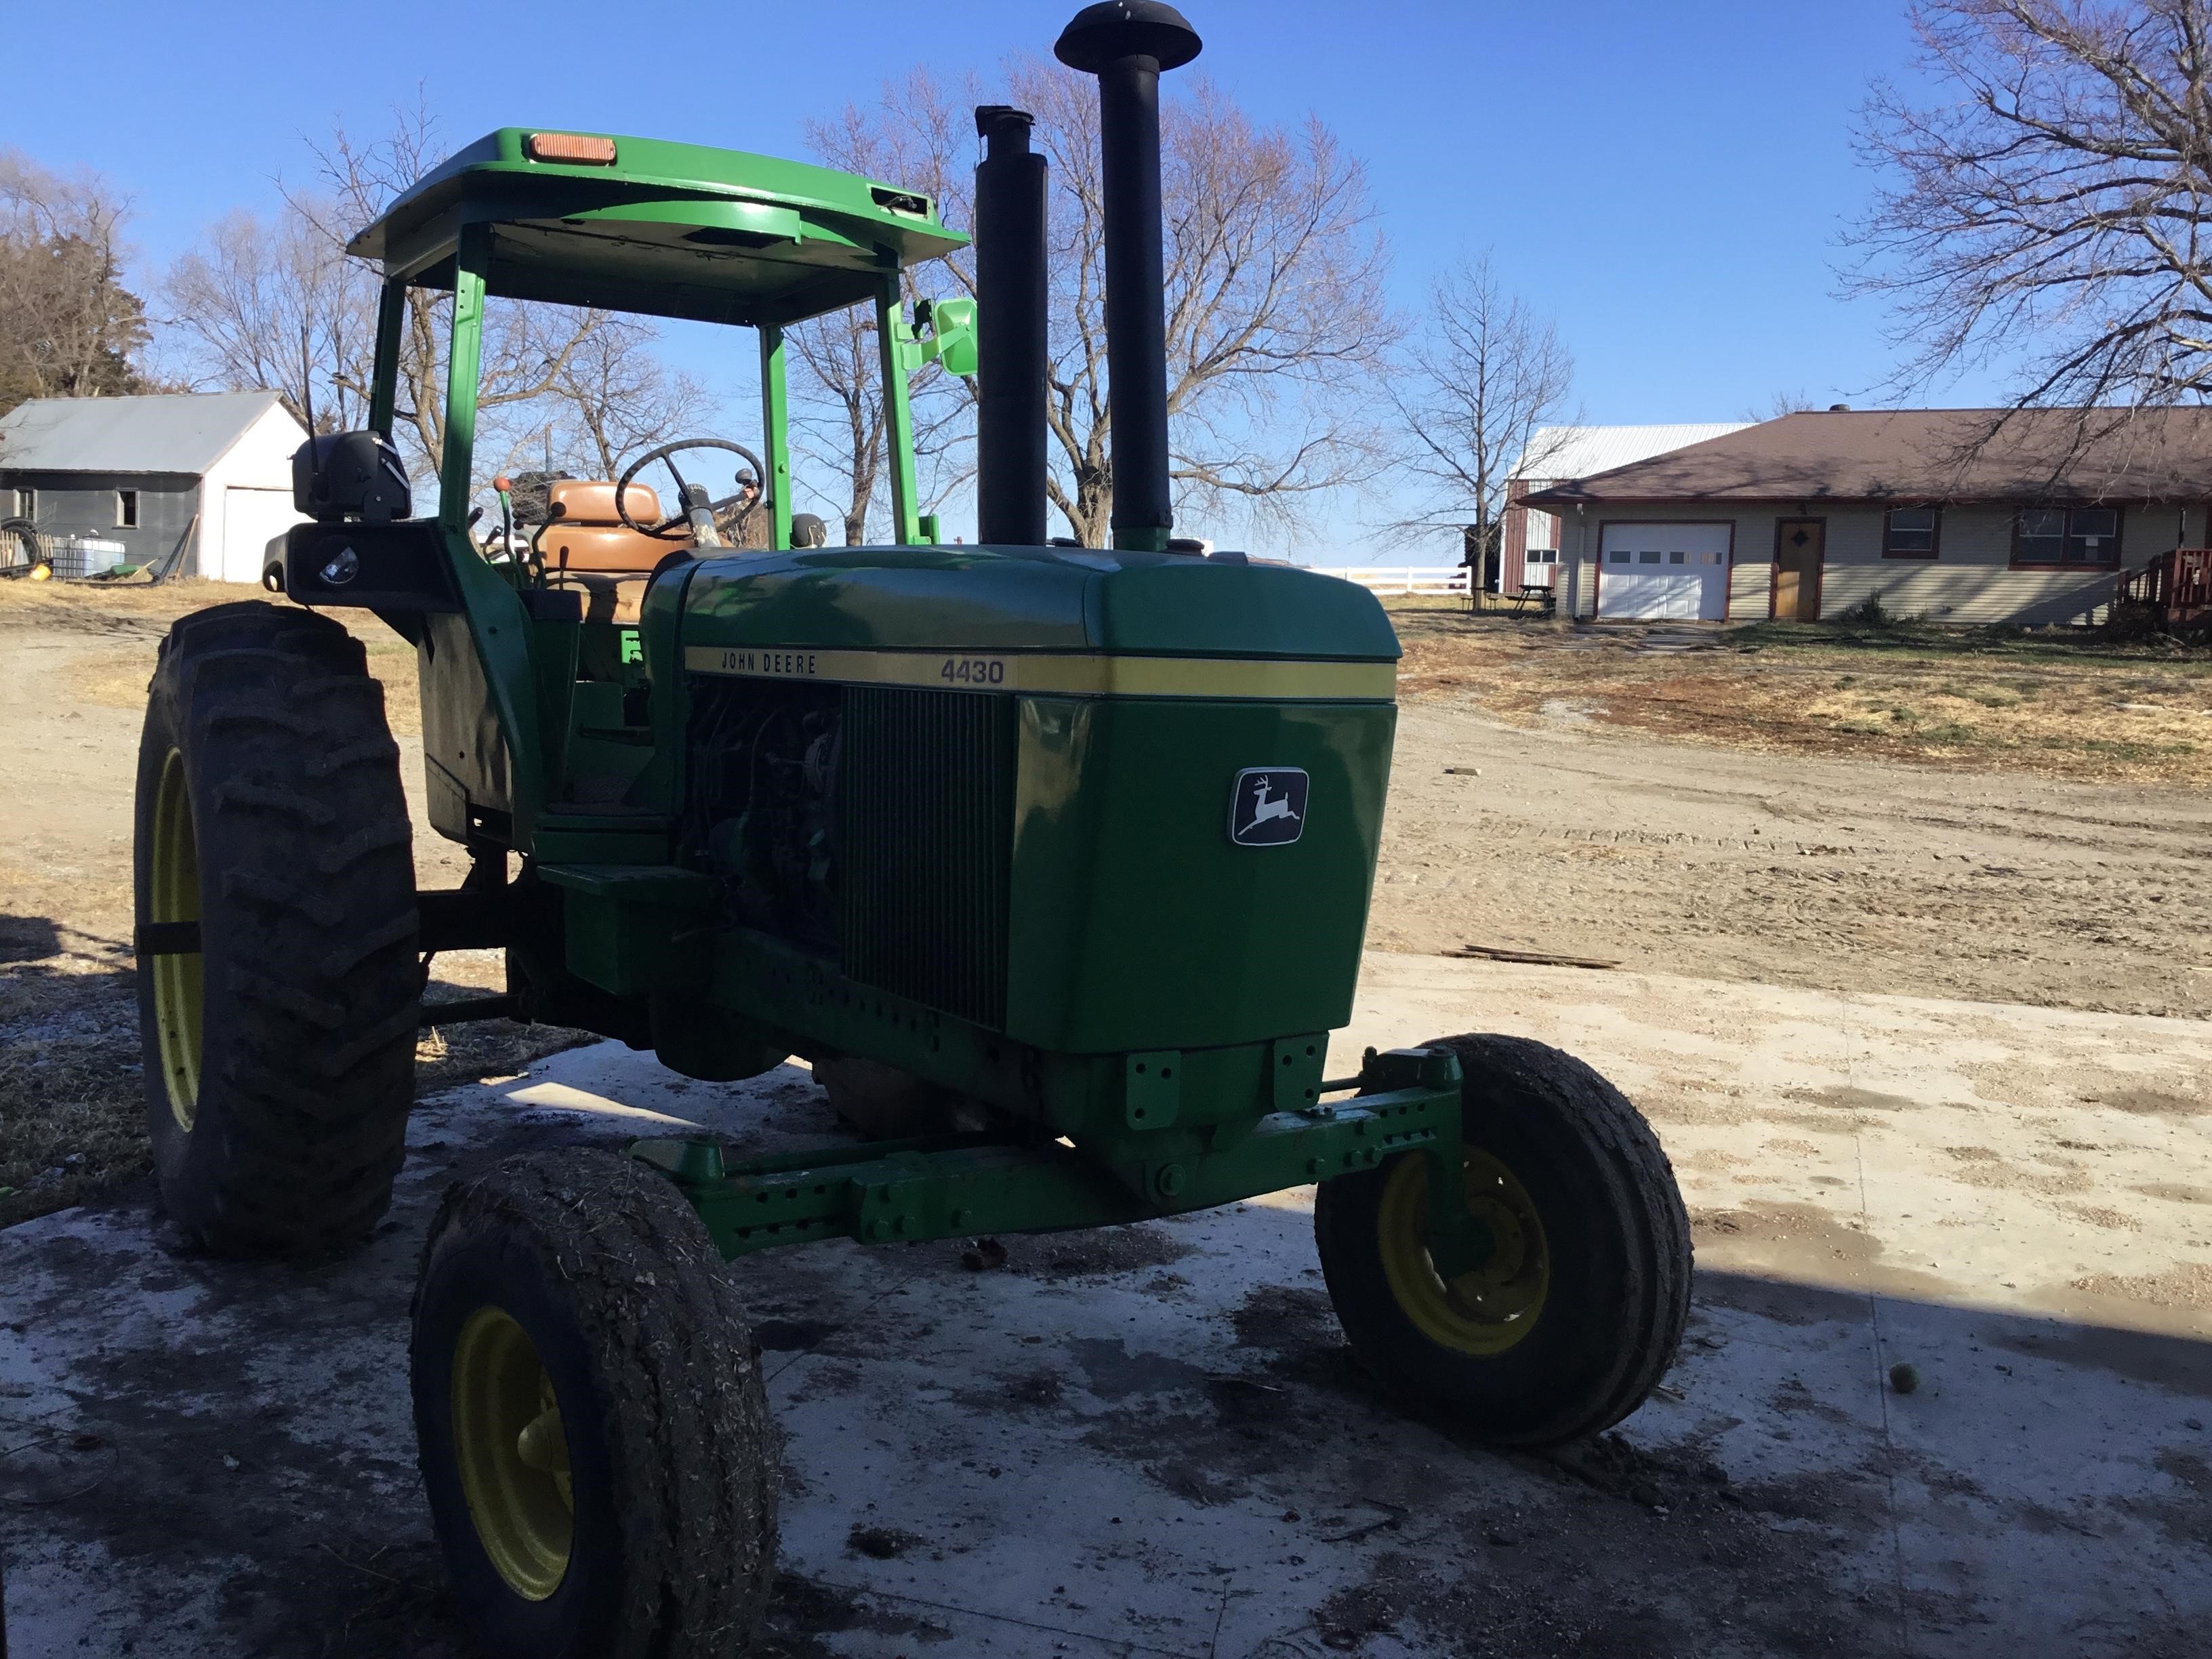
[1006,695,1394,1054]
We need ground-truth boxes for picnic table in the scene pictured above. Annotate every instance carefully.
[1504,583,1556,617]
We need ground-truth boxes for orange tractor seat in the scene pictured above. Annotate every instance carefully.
[541,480,681,573]
[540,480,682,624]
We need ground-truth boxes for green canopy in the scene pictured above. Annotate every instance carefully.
[348,128,968,327]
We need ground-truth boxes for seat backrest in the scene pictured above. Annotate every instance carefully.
[547,480,661,527]
[542,479,674,573]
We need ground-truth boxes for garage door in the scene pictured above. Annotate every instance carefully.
[1597,523,1730,620]
[218,487,305,584]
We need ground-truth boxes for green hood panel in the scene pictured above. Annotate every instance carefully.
[680,546,1401,661]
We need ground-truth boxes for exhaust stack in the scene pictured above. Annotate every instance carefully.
[1054,1,1202,552]
[972,106,1050,548]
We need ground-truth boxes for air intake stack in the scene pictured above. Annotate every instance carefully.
[972,105,1050,548]
[1054,1,1202,553]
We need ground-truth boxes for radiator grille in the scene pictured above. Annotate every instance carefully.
[838,687,1015,1028]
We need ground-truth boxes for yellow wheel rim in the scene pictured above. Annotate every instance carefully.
[149,748,203,1132]
[451,1306,573,1602]
[1378,1147,1550,1357]
[451,1309,575,1601]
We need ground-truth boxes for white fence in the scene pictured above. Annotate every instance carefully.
[1308,565,1470,595]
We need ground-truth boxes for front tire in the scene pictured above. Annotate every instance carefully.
[134,602,419,1254]
[1314,1034,1691,1445]
[411,1151,777,1659]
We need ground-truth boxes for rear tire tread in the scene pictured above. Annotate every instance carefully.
[136,601,419,1256]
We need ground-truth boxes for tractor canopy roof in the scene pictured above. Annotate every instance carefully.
[347,128,967,329]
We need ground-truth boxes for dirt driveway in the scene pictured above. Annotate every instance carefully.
[1371,694,2212,1019]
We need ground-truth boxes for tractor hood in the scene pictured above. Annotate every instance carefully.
[678,545,1401,678]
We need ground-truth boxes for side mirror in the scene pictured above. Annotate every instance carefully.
[293,432,411,525]
[920,297,979,379]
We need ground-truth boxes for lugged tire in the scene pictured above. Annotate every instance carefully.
[411,1151,778,1659]
[133,600,418,1254]
[1314,1033,1692,1446]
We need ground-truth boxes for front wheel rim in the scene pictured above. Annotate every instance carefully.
[1377,1147,1551,1356]
[451,1305,573,1601]
[148,747,203,1131]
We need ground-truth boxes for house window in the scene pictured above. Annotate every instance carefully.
[117,489,139,529]
[1638,550,1661,563]
[13,488,33,520]
[2066,506,2118,563]
[2014,506,2121,566]
[1610,550,1630,562]
[1884,506,1939,558]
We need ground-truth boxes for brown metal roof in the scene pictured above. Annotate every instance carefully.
[1519,408,2212,508]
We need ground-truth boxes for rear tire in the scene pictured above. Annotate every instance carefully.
[133,601,419,1255]
[411,1151,778,1659]
[1314,1034,1691,1446]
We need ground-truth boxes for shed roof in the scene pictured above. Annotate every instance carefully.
[1521,407,2212,507]
[1511,422,1750,483]
[0,392,296,477]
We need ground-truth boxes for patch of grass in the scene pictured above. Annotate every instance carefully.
[1920,722,1982,746]
[2084,738,2198,760]
[1392,611,2212,783]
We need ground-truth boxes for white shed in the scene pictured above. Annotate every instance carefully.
[0,391,308,582]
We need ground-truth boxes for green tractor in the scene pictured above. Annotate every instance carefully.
[132,5,1689,1653]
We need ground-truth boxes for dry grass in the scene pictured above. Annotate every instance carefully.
[1393,608,2212,786]
[0,577,425,735]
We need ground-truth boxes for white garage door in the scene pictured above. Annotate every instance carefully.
[218,487,305,585]
[1597,523,1730,620]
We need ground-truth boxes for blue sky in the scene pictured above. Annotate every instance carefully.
[4,0,1968,552]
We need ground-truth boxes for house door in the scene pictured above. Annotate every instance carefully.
[1774,518,1825,621]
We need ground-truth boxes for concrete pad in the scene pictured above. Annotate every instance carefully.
[3,954,2209,1658]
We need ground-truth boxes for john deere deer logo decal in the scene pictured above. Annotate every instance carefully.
[1229,767,1309,846]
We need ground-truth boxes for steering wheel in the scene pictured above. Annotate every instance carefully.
[615,439,766,539]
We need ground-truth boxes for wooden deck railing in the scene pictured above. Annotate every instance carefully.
[2116,548,2212,625]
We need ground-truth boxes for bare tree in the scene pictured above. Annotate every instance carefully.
[1385,253,1576,558]
[1850,0,2212,429]
[1013,62,1391,544]
[0,152,150,415]
[1742,389,1822,422]
[792,71,978,544]
[163,104,701,504]
[545,319,716,480]
[299,110,619,485]
[798,62,1390,546]
[161,204,374,432]
[789,302,893,544]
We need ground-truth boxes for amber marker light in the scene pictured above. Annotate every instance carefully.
[525,133,617,165]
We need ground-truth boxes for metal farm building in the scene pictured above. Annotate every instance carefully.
[0,392,308,583]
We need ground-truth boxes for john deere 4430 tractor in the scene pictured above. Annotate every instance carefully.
[133,5,1688,1652]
